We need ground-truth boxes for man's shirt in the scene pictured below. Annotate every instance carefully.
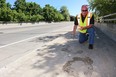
[74,13,94,25]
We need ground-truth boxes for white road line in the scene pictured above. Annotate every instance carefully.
[0,25,71,49]
[0,34,46,49]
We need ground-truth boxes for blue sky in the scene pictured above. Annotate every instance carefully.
[6,0,89,16]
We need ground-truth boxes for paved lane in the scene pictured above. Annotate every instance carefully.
[0,22,73,47]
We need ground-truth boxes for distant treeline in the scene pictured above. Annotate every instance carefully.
[0,0,75,23]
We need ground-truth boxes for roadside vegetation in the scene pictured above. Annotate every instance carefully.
[0,0,72,23]
[87,0,116,23]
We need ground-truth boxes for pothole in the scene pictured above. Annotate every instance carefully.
[63,57,93,77]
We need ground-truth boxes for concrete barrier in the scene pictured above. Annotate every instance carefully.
[95,22,116,41]
[0,22,72,29]
[0,22,47,26]
[0,22,47,29]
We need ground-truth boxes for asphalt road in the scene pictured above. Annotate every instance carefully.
[0,22,73,68]
[0,22,116,77]
[0,22,72,47]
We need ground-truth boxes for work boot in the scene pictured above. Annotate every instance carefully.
[86,33,89,37]
[88,44,93,49]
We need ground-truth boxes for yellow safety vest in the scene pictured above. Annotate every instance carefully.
[77,12,92,33]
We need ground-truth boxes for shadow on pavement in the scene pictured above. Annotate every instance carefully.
[31,27,116,77]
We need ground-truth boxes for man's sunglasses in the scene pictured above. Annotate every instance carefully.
[82,10,87,12]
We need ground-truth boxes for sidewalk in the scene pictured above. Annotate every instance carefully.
[1,26,116,77]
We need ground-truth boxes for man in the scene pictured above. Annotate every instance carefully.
[72,5,95,49]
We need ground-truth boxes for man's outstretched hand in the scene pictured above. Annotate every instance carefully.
[71,31,76,39]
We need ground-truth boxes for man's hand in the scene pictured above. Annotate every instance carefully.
[78,26,86,30]
[80,26,86,30]
[71,31,76,39]
[72,31,75,36]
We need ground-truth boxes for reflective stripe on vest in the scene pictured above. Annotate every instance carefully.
[77,12,92,33]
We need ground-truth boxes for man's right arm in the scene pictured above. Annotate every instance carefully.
[72,16,78,35]
[72,25,77,35]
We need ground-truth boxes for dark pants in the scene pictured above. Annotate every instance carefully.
[79,27,95,44]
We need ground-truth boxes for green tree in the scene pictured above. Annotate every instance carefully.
[53,11,64,22]
[16,12,26,22]
[43,4,56,22]
[7,2,11,9]
[0,0,72,22]
[30,14,44,22]
[60,6,70,21]
[0,0,13,21]
[6,8,13,21]
[88,0,116,16]
[14,0,26,13]
[25,2,43,21]
[0,8,13,21]
[0,0,6,8]
[12,10,18,22]
[26,2,42,15]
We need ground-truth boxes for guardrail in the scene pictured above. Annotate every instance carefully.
[100,13,116,18]
[98,13,116,23]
